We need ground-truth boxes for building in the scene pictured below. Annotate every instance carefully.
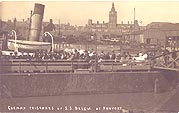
[86,3,140,36]
[143,22,179,48]
[109,3,117,29]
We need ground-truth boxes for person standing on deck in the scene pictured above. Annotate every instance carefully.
[111,51,116,60]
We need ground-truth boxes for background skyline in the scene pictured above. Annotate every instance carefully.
[1,1,179,26]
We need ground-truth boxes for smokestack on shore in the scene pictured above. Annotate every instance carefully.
[28,3,45,41]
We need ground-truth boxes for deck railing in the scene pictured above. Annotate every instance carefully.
[0,58,151,73]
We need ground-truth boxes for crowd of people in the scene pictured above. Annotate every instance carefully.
[1,48,151,62]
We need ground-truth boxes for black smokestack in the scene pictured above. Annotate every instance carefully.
[28,3,45,41]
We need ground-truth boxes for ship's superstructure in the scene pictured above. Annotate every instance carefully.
[3,3,52,52]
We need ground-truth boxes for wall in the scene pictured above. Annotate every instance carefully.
[143,28,166,45]
[1,71,177,98]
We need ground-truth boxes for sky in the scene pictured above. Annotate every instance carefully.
[1,1,179,26]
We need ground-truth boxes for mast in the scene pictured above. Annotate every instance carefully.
[58,19,61,36]
[134,7,135,44]
[27,10,33,41]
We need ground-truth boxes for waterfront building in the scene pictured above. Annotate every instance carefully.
[86,3,140,37]
[143,22,179,48]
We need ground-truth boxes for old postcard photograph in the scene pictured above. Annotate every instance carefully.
[0,1,179,113]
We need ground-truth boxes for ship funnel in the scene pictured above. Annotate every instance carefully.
[28,3,45,41]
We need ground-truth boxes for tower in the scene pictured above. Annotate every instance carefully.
[109,2,117,29]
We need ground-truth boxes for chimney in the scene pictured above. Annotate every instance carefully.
[135,20,138,24]
[50,19,53,23]
[28,3,45,41]
[88,19,92,25]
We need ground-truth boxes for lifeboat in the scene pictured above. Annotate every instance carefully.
[7,39,51,52]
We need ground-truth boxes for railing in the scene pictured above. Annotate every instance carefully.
[99,59,151,72]
[152,50,179,71]
[2,50,179,73]
[0,58,151,73]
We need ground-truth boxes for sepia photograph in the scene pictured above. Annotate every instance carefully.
[0,1,179,113]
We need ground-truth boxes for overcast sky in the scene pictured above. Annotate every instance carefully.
[1,1,179,26]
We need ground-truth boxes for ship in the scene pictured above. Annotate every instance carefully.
[0,3,179,113]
